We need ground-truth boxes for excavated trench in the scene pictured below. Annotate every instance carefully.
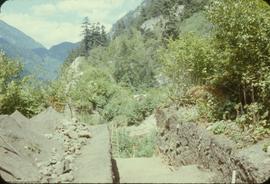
[1,107,269,183]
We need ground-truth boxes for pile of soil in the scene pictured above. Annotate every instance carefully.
[0,107,92,183]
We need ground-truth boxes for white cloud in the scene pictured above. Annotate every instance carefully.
[32,4,57,16]
[1,13,81,48]
[0,0,142,48]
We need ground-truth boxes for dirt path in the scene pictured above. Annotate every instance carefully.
[116,157,214,183]
[73,124,112,183]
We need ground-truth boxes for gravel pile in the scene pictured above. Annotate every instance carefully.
[38,118,92,183]
[0,108,92,183]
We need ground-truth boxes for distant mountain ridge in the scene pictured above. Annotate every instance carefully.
[0,20,79,80]
[0,20,44,50]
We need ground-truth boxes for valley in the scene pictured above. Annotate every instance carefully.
[0,0,270,183]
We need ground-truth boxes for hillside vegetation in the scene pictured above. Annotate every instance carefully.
[1,0,270,151]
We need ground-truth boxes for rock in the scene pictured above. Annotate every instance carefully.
[69,146,76,153]
[64,130,78,139]
[54,162,64,175]
[37,162,44,168]
[65,155,75,162]
[60,172,74,182]
[49,158,57,165]
[40,167,52,176]
[78,130,92,139]
[75,149,81,156]
[51,174,57,179]
[72,117,78,123]
[63,160,72,173]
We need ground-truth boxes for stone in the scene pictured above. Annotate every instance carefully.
[75,149,81,156]
[63,160,72,173]
[72,117,79,123]
[51,174,57,179]
[65,130,78,139]
[65,155,75,162]
[54,162,64,175]
[78,130,92,139]
[60,173,74,182]
[40,167,51,176]
[69,146,76,153]
[50,158,57,165]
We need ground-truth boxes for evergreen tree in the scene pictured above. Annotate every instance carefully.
[101,25,108,46]
[81,17,108,55]
[81,17,91,56]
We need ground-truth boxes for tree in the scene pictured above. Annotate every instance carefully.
[113,30,156,88]
[81,17,108,56]
[81,17,91,56]
[101,25,108,46]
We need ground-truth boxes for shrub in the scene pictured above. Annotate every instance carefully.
[114,128,157,158]
[158,33,215,101]
[0,52,46,117]
[207,0,270,126]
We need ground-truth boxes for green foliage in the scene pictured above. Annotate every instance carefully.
[68,64,115,114]
[115,128,157,158]
[159,0,270,139]
[112,30,157,88]
[206,0,270,126]
[179,12,212,36]
[159,33,215,99]
[81,17,108,56]
[210,120,227,135]
[46,79,67,112]
[0,52,46,117]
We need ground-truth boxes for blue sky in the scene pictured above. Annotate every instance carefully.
[0,0,143,48]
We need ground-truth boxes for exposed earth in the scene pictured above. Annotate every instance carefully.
[0,107,216,183]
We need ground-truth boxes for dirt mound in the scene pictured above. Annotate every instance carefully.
[10,110,30,124]
[0,116,42,181]
[30,107,64,134]
[0,107,94,183]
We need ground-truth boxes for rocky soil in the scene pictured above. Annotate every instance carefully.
[155,107,270,183]
[0,107,92,183]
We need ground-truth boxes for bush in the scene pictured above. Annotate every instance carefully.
[159,0,270,134]
[207,0,270,126]
[158,33,215,101]
[114,128,157,158]
[0,52,46,117]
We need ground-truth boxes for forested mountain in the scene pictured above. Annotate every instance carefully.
[110,0,209,39]
[0,20,79,80]
[49,42,80,61]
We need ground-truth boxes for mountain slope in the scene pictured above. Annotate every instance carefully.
[110,0,210,38]
[0,20,79,80]
[49,42,80,61]
[0,20,44,50]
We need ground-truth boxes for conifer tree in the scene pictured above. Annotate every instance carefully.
[81,17,91,56]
